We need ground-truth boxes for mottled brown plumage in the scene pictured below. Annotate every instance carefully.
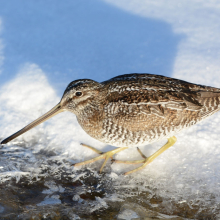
[62,73,220,147]
[1,73,220,174]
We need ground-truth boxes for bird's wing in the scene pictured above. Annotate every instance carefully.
[104,89,200,119]
[101,74,220,132]
[102,73,220,92]
[102,73,220,113]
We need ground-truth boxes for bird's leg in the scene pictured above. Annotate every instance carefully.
[80,143,104,155]
[114,136,177,175]
[73,143,128,173]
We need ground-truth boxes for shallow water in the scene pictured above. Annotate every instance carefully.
[0,141,218,219]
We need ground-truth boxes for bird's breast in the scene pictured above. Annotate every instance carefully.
[77,102,200,148]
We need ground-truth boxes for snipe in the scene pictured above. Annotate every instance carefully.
[1,73,220,175]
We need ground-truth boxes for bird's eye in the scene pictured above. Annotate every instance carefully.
[75,91,82,97]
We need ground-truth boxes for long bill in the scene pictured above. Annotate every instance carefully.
[1,103,63,144]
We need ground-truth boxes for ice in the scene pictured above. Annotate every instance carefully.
[37,195,61,206]
[0,0,220,219]
[90,197,108,212]
[116,203,185,219]
[0,205,4,213]
[117,209,139,220]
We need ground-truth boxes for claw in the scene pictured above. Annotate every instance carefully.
[123,136,177,175]
[73,144,128,173]
[73,136,177,175]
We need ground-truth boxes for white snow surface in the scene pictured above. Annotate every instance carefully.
[0,0,220,217]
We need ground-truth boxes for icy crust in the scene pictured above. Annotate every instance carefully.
[0,68,220,218]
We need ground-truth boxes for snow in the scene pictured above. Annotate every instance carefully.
[0,0,220,218]
[104,0,220,86]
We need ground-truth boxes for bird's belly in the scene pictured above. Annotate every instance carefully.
[100,123,177,147]
[78,109,201,148]
[100,110,201,147]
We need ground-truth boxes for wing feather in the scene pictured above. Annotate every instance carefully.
[101,73,220,123]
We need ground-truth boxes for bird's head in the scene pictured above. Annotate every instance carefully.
[60,79,102,113]
[1,79,102,144]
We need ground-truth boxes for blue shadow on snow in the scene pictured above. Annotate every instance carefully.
[0,0,183,95]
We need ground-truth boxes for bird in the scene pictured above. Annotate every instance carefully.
[1,73,220,175]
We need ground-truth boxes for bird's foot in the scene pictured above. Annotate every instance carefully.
[72,143,128,173]
[113,136,177,175]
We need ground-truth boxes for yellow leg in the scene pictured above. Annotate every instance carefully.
[73,143,128,173]
[114,136,177,175]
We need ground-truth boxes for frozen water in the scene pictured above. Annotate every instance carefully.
[117,209,139,220]
[37,195,61,206]
[0,0,220,219]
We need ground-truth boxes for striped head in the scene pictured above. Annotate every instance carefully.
[61,79,102,113]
